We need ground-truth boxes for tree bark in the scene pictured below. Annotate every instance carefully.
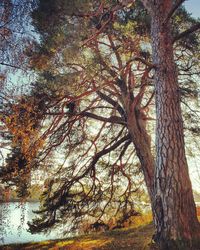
[141,0,200,249]
[118,79,155,203]
[126,107,155,201]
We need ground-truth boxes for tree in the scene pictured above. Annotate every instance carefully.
[0,0,37,69]
[141,0,200,248]
[28,2,200,247]
[0,95,46,198]
[15,0,157,233]
[0,0,38,168]
[1,0,200,248]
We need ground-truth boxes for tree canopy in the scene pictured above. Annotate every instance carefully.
[0,0,200,248]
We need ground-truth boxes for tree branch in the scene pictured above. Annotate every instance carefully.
[127,57,156,69]
[0,62,21,69]
[63,134,131,184]
[140,0,153,12]
[164,0,185,24]
[173,22,200,43]
[91,134,131,168]
[96,91,125,117]
[83,111,126,125]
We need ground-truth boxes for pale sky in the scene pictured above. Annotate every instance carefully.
[184,0,200,18]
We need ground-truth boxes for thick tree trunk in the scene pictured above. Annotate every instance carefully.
[141,0,200,249]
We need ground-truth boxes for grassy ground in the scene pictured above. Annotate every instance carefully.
[1,214,156,250]
[1,224,155,250]
[2,215,200,250]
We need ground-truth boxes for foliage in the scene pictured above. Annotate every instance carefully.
[0,96,45,197]
[0,0,200,241]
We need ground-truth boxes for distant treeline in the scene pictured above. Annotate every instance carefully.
[0,184,43,202]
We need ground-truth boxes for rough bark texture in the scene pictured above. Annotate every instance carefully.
[141,0,200,249]
[118,80,155,202]
[127,107,154,200]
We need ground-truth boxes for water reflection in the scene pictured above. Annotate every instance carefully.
[0,202,61,245]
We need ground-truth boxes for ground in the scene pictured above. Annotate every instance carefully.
[1,224,157,250]
[1,214,156,250]
[1,213,200,250]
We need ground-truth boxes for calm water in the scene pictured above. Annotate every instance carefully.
[0,202,64,245]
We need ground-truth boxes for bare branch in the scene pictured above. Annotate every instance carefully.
[90,134,131,169]
[96,91,125,117]
[83,111,126,125]
[0,62,21,69]
[127,57,156,69]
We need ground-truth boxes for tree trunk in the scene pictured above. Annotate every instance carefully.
[119,78,155,202]
[141,0,200,249]
[127,108,155,201]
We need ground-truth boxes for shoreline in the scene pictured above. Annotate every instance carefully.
[0,223,155,250]
[0,199,39,203]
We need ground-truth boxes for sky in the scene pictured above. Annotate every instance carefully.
[184,0,200,18]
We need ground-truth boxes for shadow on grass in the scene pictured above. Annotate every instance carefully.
[0,223,156,250]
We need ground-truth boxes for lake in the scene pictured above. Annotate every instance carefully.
[0,202,64,246]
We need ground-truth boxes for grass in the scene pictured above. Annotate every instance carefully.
[1,214,156,250]
[1,224,155,250]
[1,213,199,250]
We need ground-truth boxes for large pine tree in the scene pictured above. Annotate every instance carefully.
[141,0,200,248]
[1,0,200,249]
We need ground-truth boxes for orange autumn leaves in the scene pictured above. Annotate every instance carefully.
[3,97,45,160]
